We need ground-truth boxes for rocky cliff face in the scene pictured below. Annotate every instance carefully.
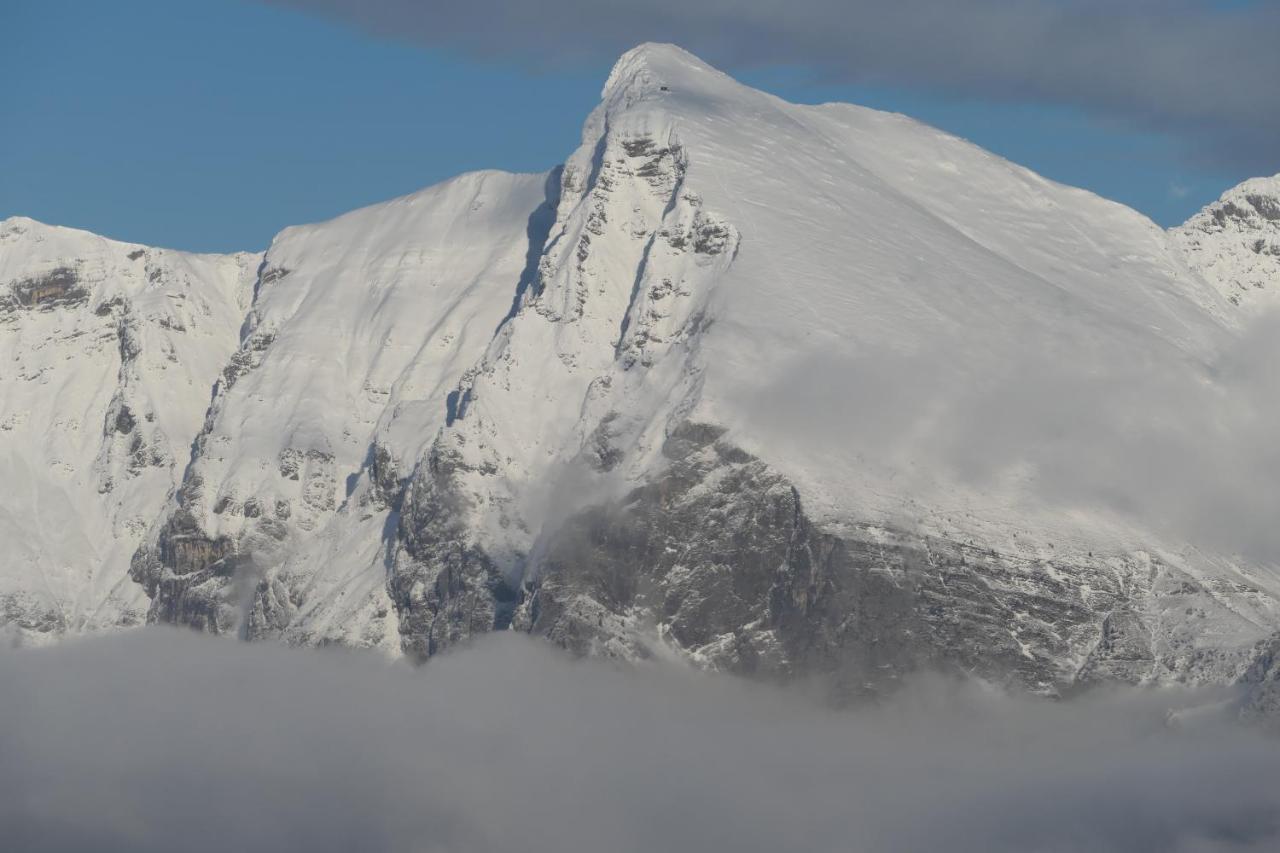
[3,45,1279,710]
[515,422,1278,699]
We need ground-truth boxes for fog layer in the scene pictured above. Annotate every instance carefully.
[3,630,1279,852]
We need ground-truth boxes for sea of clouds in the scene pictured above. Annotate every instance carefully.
[3,628,1280,852]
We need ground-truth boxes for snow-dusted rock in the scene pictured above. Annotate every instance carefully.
[1172,175,1280,312]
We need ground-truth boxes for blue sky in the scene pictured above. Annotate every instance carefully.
[1,0,1268,253]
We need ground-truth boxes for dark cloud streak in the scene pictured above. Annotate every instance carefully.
[260,0,1280,173]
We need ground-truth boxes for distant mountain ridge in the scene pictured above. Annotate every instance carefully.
[3,45,1279,710]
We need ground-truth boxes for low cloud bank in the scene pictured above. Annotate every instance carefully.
[3,629,1280,852]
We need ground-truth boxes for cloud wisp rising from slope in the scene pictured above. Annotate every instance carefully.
[735,309,1280,560]
[3,629,1280,853]
[260,0,1280,174]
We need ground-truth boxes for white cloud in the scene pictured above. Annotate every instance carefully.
[734,309,1280,559]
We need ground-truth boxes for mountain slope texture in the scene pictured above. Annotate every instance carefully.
[3,45,1279,705]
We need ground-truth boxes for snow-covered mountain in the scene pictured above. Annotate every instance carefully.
[0,217,258,644]
[129,169,556,648]
[3,45,1278,703]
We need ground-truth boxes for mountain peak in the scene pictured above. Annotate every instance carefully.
[1184,173,1280,233]
[600,42,736,105]
[1173,173,1280,310]
[0,215,54,240]
[1224,173,1280,198]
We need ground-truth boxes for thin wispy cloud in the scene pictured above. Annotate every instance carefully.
[733,310,1280,561]
[261,0,1280,175]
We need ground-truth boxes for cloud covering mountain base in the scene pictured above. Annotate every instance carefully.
[3,629,1279,853]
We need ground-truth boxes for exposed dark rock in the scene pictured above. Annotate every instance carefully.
[1204,193,1280,231]
[130,508,240,634]
[621,137,657,157]
[259,266,291,286]
[9,267,88,309]
[1244,193,1280,222]
[245,575,301,638]
[279,448,303,480]
[390,442,512,660]
[94,296,126,316]
[301,449,337,516]
[212,495,239,516]
[221,331,275,389]
[1,592,69,637]
[507,422,1183,701]
[1240,634,1280,725]
[114,404,136,435]
[1074,609,1156,687]
[379,419,1195,700]
[586,412,625,472]
[692,217,733,255]
[366,441,403,509]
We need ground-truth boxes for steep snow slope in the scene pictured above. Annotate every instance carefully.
[130,170,555,640]
[384,44,1280,691]
[0,217,257,645]
[1173,175,1280,313]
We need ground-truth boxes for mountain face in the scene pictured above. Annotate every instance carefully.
[0,217,258,644]
[3,45,1279,703]
[127,170,555,648]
